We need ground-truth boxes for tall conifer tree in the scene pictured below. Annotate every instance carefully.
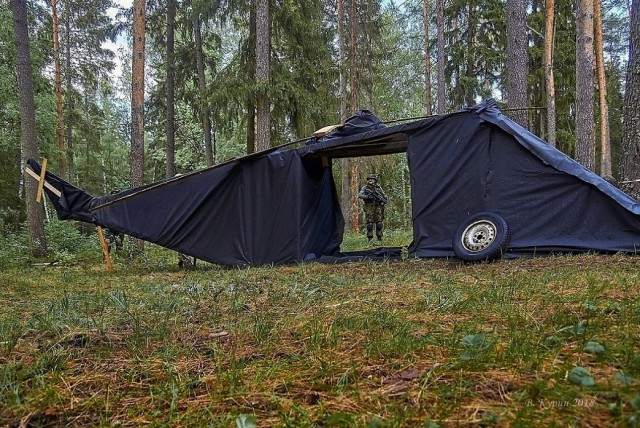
[10,0,47,257]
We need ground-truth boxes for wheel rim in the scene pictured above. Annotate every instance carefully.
[460,219,497,253]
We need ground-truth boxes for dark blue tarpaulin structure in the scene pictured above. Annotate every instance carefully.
[29,100,640,266]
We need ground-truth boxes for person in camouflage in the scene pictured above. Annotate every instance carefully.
[358,174,388,242]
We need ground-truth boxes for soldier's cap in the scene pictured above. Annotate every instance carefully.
[366,174,377,181]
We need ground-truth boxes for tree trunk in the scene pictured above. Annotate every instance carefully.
[165,0,176,178]
[348,0,359,232]
[64,3,74,180]
[193,17,214,166]
[575,0,595,170]
[436,0,445,114]
[465,2,475,107]
[506,0,529,127]
[620,0,640,197]
[10,0,48,257]
[338,0,346,121]
[594,0,611,178]
[52,0,66,179]
[338,0,351,227]
[423,0,432,115]
[544,0,557,147]
[130,0,146,253]
[349,0,358,112]
[247,103,255,154]
[247,6,256,154]
[255,0,270,151]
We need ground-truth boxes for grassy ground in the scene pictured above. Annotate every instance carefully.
[1,231,639,427]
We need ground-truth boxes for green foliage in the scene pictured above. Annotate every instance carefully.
[569,367,596,386]
[615,373,635,385]
[459,333,495,361]
[0,227,30,268]
[0,219,100,268]
[584,341,605,355]
[43,219,101,261]
[236,414,258,428]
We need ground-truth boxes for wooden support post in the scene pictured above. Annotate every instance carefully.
[97,226,114,272]
[36,158,48,203]
[322,156,330,168]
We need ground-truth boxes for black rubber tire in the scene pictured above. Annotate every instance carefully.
[452,212,511,262]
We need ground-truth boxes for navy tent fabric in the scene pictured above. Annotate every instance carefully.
[30,99,640,266]
[29,151,344,266]
[406,104,640,257]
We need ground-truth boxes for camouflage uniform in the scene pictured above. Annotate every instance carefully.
[104,228,124,253]
[358,175,388,242]
[178,252,193,268]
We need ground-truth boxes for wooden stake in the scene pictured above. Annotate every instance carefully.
[97,226,114,272]
[36,158,48,203]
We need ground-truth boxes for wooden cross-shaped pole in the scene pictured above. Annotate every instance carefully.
[25,158,61,199]
[36,158,48,203]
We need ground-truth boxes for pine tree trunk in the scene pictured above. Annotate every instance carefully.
[423,0,432,115]
[52,0,66,179]
[130,0,146,253]
[193,17,214,166]
[247,6,256,154]
[436,0,445,114]
[255,0,270,151]
[620,0,640,197]
[575,0,595,170]
[165,0,176,178]
[465,2,475,107]
[10,0,48,257]
[247,103,255,154]
[338,0,346,120]
[594,0,611,178]
[338,0,351,228]
[64,4,74,180]
[544,0,557,147]
[506,0,529,127]
[349,0,358,111]
[348,0,359,232]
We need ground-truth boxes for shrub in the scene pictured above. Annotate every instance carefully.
[0,220,101,268]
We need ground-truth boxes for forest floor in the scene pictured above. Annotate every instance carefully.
[1,231,639,427]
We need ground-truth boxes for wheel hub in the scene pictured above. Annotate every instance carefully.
[461,220,497,252]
